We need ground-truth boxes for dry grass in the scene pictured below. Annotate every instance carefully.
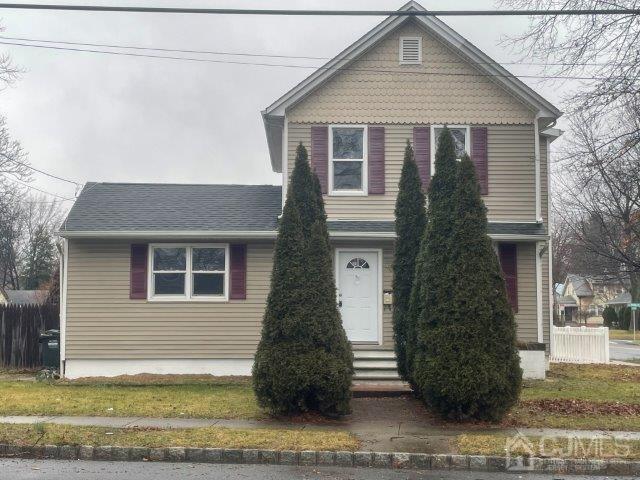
[456,434,640,460]
[0,423,358,451]
[609,330,640,342]
[0,378,261,419]
[503,363,640,431]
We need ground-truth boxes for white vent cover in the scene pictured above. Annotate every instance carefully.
[399,37,422,64]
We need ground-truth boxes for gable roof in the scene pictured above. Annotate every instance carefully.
[564,274,594,297]
[262,1,562,172]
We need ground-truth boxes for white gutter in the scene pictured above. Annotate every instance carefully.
[536,241,544,343]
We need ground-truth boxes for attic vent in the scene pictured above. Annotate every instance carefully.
[399,37,422,64]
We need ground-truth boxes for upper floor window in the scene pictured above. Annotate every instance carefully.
[329,125,367,195]
[431,125,470,172]
[149,244,229,301]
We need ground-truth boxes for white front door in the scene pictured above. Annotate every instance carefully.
[337,250,380,343]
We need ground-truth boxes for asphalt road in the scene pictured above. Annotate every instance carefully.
[0,459,619,480]
[610,339,640,361]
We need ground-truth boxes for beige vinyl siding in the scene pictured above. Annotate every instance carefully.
[287,21,535,125]
[540,137,549,224]
[513,242,538,343]
[542,243,550,346]
[65,240,274,359]
[288,123,536,222]
[65,239,398,359]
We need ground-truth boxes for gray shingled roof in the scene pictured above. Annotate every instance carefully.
[61,183,549,237]
[2,290,48,305]
[61,183,283,232]
[565,274,594,297]
[607,292,631,305]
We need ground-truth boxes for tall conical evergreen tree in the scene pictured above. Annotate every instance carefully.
[393,141,426,381]
[415,155,522,421]
[253,143,353,416]
[408,128,459,387]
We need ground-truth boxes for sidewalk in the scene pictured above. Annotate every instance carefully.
[2,397,640,453]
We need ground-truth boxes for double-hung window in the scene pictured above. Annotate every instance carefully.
[430,125,470,172]
[329,125,367,195]
[149,244,229,301]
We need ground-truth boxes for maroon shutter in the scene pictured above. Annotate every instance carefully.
[130,244,148,300]
[471,126,489,195]
[368,126,385,194]
[229,244,247,300]
[413,126,430,191]
[310,126,328,194]
[498,243,518,312]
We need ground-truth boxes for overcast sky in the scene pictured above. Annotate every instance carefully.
[0,0,575,207]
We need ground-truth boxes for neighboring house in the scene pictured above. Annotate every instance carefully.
[607,292,632,312]
[560,274,626,324]
[0,288,48,306]
[57,1,560,380]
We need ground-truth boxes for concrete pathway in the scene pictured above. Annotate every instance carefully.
[3,397,640,453]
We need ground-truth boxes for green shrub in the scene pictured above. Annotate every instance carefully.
[408,127,459,388]
[253,143,353,417]
[602,306,619,328]
[413,153,522,422]
[619,307,632,330]
[393,140,427,381]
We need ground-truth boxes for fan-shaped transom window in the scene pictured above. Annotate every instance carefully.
[346,257,370,269]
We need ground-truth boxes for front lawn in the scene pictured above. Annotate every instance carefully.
[505,364,640,430]
[456,433,640,460]
[0,376,261,419]
[609,329,640,342]
[0,423,358,451]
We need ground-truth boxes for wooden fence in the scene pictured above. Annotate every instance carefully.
[0,303,59,369]
[550,326,610,364]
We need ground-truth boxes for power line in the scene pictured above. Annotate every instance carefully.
[9,158,82,186]
[0,40,616,81]
[0,35,625,67]
[5,177,74,201]
[0,4,638,16]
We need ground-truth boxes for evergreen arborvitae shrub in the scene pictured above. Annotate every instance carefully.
[408,128,459,387]
[393,140,426,381]
[253,143,353,417]
[602,306,618,328]
[415,155,522,421]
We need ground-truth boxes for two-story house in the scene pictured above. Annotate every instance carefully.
[57,2,560,380]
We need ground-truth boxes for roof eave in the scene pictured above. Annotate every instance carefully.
[58,229,548,241]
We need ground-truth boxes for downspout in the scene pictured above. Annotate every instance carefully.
[56,239,68,377]
[281,114,288,212]
[534,113,542,223]
[546,136,554,357]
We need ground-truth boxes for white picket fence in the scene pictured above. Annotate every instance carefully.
[550,326,610,364]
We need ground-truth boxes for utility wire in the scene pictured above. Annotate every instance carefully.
[0,40,617,81]
[6,176,74,201]
[0,35,626,67]
[9,158,82,186]
[0,4,638,16]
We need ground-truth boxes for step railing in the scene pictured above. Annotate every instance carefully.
[550,326,610,364]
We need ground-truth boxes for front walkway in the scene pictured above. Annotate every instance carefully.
[3,397,640,453]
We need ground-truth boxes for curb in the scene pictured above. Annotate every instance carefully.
[1,444,640,476]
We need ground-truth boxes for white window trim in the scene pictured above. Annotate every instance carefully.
[147,243,230,302]
[328,124,368,197]
[430,124,470,174]
[399,36,422,65]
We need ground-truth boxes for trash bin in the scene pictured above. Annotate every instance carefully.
[39,329,60,369]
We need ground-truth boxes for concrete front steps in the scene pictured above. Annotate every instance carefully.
[352,349,411,396]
